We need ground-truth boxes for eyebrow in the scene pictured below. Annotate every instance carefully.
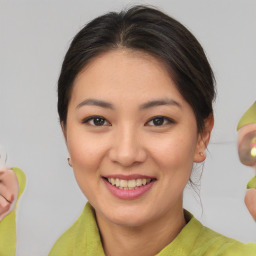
[139,98,181,110]
[76,99,114,109]
[76,98,181,110]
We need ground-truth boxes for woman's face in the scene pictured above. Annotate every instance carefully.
[64,49,208,227]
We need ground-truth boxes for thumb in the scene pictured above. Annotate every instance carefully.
[244,189,256,221]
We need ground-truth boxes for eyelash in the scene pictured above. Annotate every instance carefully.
[82,116,175,127]
[146,116,175,127]
[82,116,111,126]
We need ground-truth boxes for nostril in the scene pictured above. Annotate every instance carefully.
[108,134,147,166]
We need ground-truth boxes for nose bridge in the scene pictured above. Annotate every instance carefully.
[110,122,146,166]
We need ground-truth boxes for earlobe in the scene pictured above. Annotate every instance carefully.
[67,157,73,167]
[194,115,214,163]
[194,137,207,163]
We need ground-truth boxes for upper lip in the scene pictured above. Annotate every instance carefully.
[103,174,156,180]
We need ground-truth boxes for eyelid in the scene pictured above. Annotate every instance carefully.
[82,115,111,126]
[81,115,174,127]
[146,116,175,126]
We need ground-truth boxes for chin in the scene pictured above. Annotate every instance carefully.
[109,213,151,228]
[97,202,157,228]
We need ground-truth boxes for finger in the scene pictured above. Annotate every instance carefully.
[0,184,14,203]
[244,189,256,221]
[0,169,15,184]
[0,169,18,203]
[0,193,12,203]
[0,195,11,215]
[0,168,11,176]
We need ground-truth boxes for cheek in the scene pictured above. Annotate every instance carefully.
[154,135,196,196]
[150,131,197,171]
[66,124,108,171]
[67,132,107,197]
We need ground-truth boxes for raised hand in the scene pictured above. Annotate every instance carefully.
[237,101,256,221]
[0,168,19,221]
[245,188,256,221]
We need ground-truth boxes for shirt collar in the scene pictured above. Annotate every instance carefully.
[83,203,203,256]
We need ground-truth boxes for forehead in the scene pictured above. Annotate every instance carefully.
[70,49,183,105]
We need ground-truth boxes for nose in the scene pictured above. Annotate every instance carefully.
[108,124,147,167]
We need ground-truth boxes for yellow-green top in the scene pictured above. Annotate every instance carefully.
[0,167,26,256]
[49,202,256,256]
[237,101,256,130]
[247,176,256,189]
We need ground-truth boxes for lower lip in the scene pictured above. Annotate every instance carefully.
[103,179,155,200]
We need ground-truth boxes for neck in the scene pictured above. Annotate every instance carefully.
[96,201,186,256]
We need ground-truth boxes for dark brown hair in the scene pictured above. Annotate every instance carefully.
[58,5,215,132]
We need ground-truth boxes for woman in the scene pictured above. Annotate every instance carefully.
[48,5,255,256]
[46,5,256,255]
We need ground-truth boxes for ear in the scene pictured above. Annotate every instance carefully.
[194,114,214,163]
[61,121,67,142]
[61,121,73,166]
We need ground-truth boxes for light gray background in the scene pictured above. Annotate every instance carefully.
[0,0,255,255]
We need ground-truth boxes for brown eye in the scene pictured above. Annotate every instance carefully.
[93,117,105,126]
[83,116,110,126]
[152,117,165,126]
[146,116,174,127]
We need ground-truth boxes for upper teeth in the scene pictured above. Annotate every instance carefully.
[107,178,151,189]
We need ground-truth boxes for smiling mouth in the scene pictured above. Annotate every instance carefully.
[104,177,156,190]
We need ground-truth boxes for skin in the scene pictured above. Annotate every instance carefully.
[237,124,256,150]
[63,49,213,256]
[245,189,256,221]
[238,123,256,221]
[0,168,19,221]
